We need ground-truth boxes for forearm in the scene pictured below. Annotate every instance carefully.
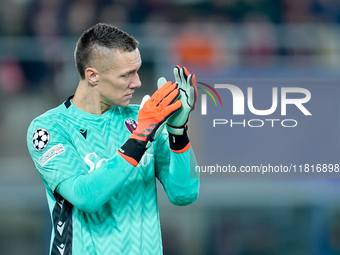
[160,131,200,206]
[56,154,135,213]
[165,147,199,206]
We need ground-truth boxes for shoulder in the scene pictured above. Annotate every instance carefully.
[28,103,65,130]
[27,102,71,146]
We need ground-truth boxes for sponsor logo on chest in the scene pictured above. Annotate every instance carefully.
[84,152,153,172]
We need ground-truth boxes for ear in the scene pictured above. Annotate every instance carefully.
[85,67,99,86]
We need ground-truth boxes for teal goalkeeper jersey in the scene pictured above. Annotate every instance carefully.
[27,96,199,255]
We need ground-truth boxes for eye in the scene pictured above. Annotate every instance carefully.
[122,73,131,79]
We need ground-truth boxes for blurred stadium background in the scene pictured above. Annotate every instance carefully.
[2,0,340,254]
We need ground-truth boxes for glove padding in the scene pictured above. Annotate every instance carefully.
[118,81,182,166]
[131,81,181,143]
[158,66,197,135]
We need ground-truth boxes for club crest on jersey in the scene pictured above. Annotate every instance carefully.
[124,118,137,134]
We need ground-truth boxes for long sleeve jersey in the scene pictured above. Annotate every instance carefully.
[27,96,199,255]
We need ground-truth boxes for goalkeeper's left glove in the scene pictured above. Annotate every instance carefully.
[157,66,197,153]
[158,65,197,136]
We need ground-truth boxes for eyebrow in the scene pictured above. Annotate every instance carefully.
[120,69,136,77]
[121,62,142,76]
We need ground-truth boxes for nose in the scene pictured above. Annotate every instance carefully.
[129,73,142,89]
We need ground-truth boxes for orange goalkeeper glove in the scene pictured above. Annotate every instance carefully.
[118,81,182,166]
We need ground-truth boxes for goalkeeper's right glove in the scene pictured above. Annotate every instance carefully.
[118,81,182,166]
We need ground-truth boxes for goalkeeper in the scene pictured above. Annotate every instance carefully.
[26,23,199,255]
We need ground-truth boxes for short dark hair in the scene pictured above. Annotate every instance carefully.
[74,23,139,79]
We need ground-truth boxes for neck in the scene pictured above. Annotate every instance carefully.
[72,80,111,115]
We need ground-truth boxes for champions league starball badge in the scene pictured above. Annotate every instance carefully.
[32,128,50,151]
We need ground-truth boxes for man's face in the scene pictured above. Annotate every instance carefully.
[98,48,142,109]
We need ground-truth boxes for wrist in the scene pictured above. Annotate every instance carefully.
[118,138,149,166]
[168,127,190,153]
[166,123,186,136]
